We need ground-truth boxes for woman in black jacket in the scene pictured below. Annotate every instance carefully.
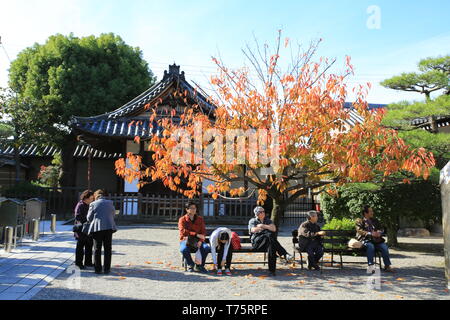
[74,190,94,269]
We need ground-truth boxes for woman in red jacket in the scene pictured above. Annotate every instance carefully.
[178,201,210,273]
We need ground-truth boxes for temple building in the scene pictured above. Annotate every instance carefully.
[70,64,216,196]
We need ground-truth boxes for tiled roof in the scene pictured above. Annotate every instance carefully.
[0,144,122,159]
[71,64,216,139]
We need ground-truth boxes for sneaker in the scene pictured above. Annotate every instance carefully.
[367,265,376,274]
[196,265,208,274]
[188,265,195,272]
[284,254,294,263]
[75,264,85,270]
[313,264,320,271]
[225,269,232,276]
[383,266,396,273]
[217,269,223,276]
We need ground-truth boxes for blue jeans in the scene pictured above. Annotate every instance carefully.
[180,241,210,267]
[364,241,392,267]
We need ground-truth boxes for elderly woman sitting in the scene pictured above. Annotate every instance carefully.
[298,210,326,271]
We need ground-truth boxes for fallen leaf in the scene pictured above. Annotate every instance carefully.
[394,295,404,299]
[233,293,241,296]
[249,280,257,284]
[396,278,406,281]
[258,275,268,279]
[156,261,164,264]
[297,280,305,284]
[145,261,152,264]
[118,277,126,280]
[328,280,337,284]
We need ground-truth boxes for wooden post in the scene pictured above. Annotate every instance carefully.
[441,161,450,290]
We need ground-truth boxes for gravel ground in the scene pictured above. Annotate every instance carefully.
[31,225,450,300]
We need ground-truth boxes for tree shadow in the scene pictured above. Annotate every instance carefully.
[112,239,168,247]
[75,265,222,284]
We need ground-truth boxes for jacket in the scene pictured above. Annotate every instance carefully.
[355,217,385,243]
[209,227,232,266]
[178,214,206,242]
[87,198,117,234]
[298,220,323,250]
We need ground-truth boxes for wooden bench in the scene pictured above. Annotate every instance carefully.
[292,229,382,270]
[181,228,268,270]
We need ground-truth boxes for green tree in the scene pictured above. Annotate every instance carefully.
[380,55,450,101]
[322,173,441,247]
[6,33,155,187]
[0,121,14,140]
[382,95,450,168]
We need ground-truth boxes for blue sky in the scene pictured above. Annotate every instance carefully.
[1,0,449,104]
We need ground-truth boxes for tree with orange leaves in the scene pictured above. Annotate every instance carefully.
[115,31,435,227]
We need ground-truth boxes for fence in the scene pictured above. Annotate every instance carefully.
[2,187,320,224]
[105,193,258,222]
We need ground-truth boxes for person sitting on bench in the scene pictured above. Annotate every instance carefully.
[248,206,293,276]
[298,210,326,271]
[210,227,233,276]
[178,201,210,273]
[355,205,395,273]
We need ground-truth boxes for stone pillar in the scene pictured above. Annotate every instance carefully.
[441,161,450,289]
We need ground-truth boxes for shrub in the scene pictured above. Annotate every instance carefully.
[321,178,441,246]
[322,217,355,230]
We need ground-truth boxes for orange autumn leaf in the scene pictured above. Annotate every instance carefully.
[249,281,257,285]
[145,261,152,264]
[396,278,406,281]
[116,30,435,208]
[118,277,127,280]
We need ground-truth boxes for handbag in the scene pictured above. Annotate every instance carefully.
[186,235,198,248]
[73,223,83,233]
[230,232,241,250]
[81,222,91,235]
[348,238,363,249]
[297,236,311,251]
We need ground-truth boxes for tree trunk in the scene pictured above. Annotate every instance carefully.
[386,222,399,248]
[429,115,438,133]
[59,135,78,188]
[13,140,21,185]
[270,196,286,233]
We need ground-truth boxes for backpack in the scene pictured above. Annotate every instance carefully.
[230,232,241,250]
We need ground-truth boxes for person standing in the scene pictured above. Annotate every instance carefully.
[87,189,117,275]
[298,211,326,270]
[74,190,94,269]
[355,205,395,273]
[210,227,233,276]
[178,201,210,273]
[248,206,293,276]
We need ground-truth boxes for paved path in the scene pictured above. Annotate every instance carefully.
[19,225,449,300]
[0,222,75,300]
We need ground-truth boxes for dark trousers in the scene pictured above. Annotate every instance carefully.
[75,233,93,266]
[251,232,288,272]
[306,241,324,267]
[217,246,233,269]
[92,230,113,273]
